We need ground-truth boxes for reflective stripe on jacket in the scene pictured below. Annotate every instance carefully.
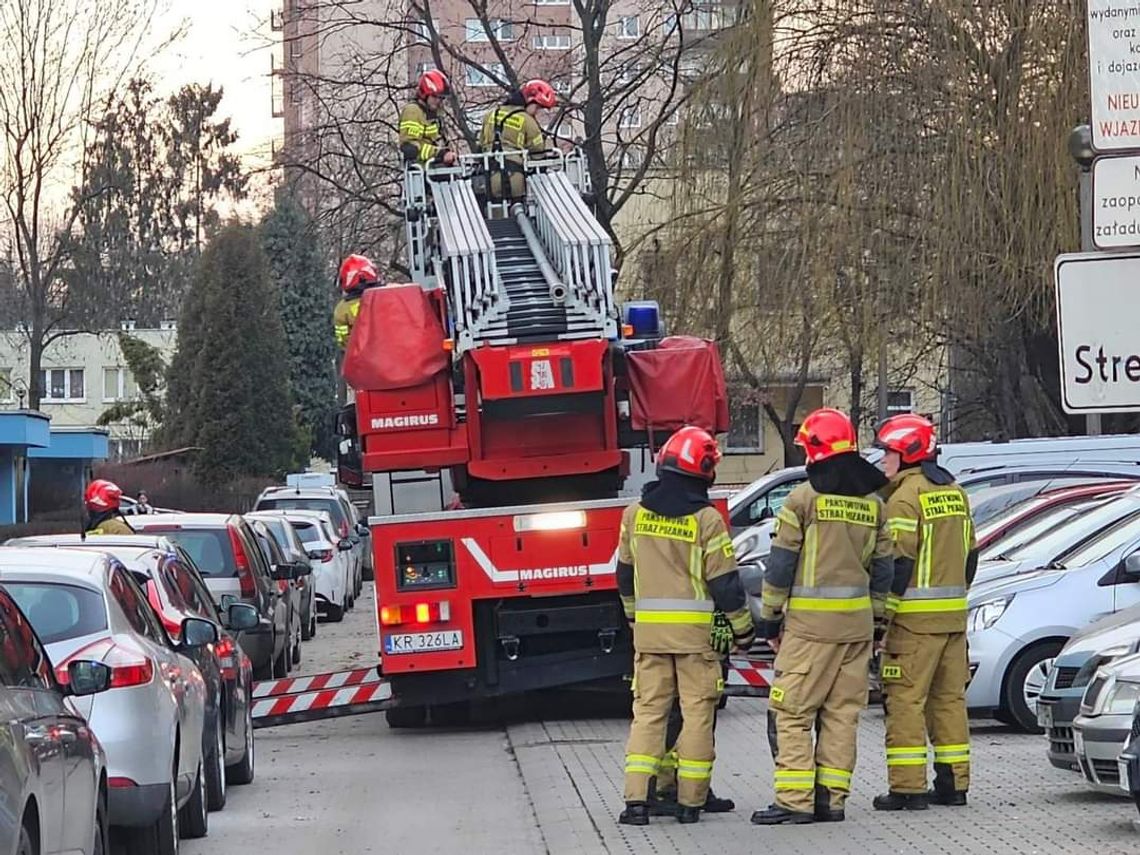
[333,297,361,348]
[884,468,973,634]
[399,101,445,164]
[479,106,545,156]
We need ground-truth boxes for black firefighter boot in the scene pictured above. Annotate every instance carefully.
[702,789,735,813]
[872,791,930,811]
[751,804,815,825]
[929,763,968,806]
[813,785,845,822]
[619,802,650,826]
[677,805,701,824]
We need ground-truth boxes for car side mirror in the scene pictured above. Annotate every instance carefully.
[291,562,312,579]
[1125,553,1140,581]
[227,603,260,632]
[181,617,220,648]
[270,564,292,582]
[67,660,112,696]
[357,524,370,537]
[338,539,353,552]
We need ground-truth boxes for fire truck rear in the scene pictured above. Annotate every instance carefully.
[340,150,731,727]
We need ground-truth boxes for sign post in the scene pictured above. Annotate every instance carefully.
[1055,253,1140,414]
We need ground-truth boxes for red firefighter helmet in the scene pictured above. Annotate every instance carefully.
[417,69,450,100]
[521,79,557,109]
[338,254,379,293]
[875,413,936,464]
[657,426,722,481]
[795,408,857,464]
[84,479,123,513]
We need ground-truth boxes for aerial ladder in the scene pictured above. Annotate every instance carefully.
[254,149,773,729]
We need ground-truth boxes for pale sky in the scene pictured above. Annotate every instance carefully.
[146,1,281,178]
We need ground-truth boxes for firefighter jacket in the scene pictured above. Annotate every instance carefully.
[399,100,446,164]
[479,106,545,159]
[333,296,361,349]
[617,502,754,654]
[882,467,974,635]
[86,514,134,536]
[761,483,893,644]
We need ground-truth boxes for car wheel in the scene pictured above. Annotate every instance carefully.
[227,705,256,786]
[292,634,302,666]
[126,773,177,855]
[386,705,428,728]
[309,611,318,639]
[301,606,314,641]
[273,637,289,678]
[179,758,209,839]
[93,791,109,855]
[1001,640,1064,733]
[325,601,345,623]
[17,821,35,855]
[205,719,227,811]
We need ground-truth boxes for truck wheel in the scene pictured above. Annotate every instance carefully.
[386,705,427,728]
[1001,640,1063,733]
[431,702,470,726]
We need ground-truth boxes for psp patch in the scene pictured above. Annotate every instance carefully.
[881,664,903,681]
[770,686,786,703]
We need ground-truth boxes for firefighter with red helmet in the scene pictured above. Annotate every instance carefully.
[617,425,755,826]
[333,254,381,349]
[400,70,456,166]
[752,408,892,826]
[872,413,976,811]
[479,79,557,200]
[84,479,133,536]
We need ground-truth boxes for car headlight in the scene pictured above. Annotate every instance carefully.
[1103,680,1140,715]
[967,596,1012,633]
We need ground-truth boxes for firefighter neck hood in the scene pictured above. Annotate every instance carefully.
[806,451,888,497]
[84,509,115,532]
[640,471,712,517]
[893,459,956,486]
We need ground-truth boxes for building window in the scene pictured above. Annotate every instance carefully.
[0,367,11,403]
[110,439,144,462]
[38,368,85,402]
[464,108,488,127]
[414,61,437,77]
[620,148,643,169]
[727,387,763,452]
[618,105,641,128]
[411,17,440,44]
[886,389,915,416]
[103,367,138,403]
[552,79,572,94]
[617,16,640,38]
[616,62,641,86]
[465,63,505,87]
[290,82,303,105]
[465,18,513,42]
[532,34,572,50]
[290,37,303,58]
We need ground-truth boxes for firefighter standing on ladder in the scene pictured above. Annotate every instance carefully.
[333,254,381,349]
[478,79,556,201]
[872,413,976,811]
[399,70,456,167]
[752,408,893,826]
[617,425,755,826]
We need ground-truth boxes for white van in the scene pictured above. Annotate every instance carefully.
[939,434,1140,474]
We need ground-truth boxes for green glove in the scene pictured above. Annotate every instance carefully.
[710,611,732,656]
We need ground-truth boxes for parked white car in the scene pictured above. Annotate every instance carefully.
[264,510,353,623]
[0,547,214,855]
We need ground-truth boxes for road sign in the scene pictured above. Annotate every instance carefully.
[1093,155,1140,247]
[1088,0,1140,151]
[1055,252,1140,413]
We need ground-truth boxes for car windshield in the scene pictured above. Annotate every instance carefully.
[1054,510,1140,569]
[994,498,1138,565]
[4,583,108,644]
[979,498,1105,560]
[148,529,237,578]
[258,497,348,529]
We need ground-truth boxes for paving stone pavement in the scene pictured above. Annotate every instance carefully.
[507,699,1140,855]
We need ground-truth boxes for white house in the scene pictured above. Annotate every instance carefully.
[0,323,178,461]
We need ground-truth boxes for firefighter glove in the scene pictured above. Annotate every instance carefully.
[873,618,888,644]
[710,611,733,655]
[758,617,783,640]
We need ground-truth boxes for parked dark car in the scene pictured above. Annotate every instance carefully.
[131,514,294,680]
[246,518,307,668]
[246,512,317,641]
[0,586,112,855]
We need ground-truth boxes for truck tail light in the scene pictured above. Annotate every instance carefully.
[228,525,256,598]
[512,510,587,532]
[56,638,155,689]
[380,601,451,626]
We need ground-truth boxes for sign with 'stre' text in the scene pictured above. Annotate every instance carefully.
[1093,155,1140,247]
[1088,0,1140,151]
[1055,252,1140,413]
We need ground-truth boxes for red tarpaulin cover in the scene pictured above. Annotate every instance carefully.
[627,336,729,435]
[342,285,449,391]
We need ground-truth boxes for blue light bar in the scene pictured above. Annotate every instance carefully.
[623,301,662,339]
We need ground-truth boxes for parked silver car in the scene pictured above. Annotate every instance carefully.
[1072,651,1140,794]
[0,585,112,855]
[0,548,214,855]
[263,509,353,622]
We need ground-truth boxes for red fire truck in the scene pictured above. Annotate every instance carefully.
[340,151,746,728]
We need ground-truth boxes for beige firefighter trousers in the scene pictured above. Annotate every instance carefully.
[769,634,872,813]
[881,625,970,793]
[623,650,723,807]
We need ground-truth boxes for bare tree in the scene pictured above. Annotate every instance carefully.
[0,0,166,408]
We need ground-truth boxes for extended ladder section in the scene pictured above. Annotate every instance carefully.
[403,151,619,354]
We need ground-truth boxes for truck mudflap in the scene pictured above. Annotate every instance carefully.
[250,658,774,728]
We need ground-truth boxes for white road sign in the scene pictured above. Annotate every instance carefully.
[1088,0,1140,151]
[1055,252,1140,413]
[1093,155,1140,247]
